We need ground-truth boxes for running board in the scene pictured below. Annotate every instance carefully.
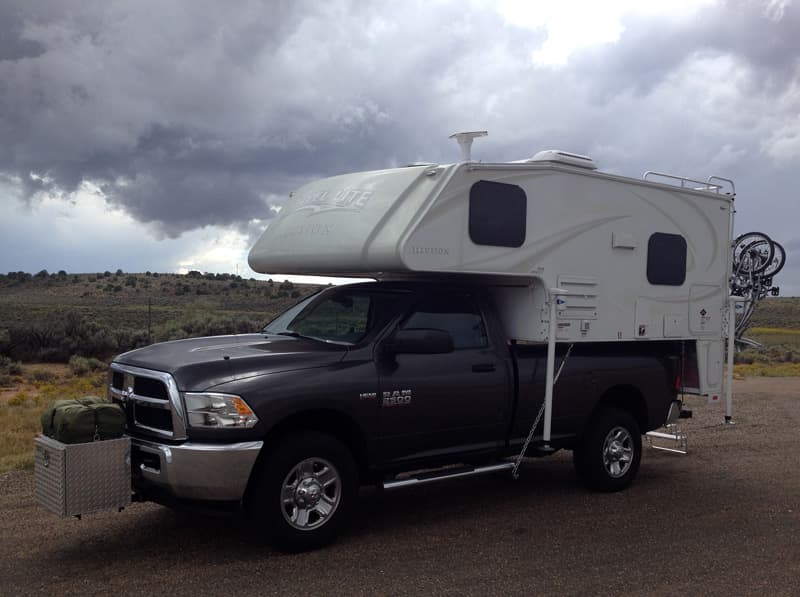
[381,462,514,491]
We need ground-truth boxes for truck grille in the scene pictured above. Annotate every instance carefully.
[108,364,186,440]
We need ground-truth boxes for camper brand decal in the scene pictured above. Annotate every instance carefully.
[293,188,373,214]
[274,223,333,239]
[359,392,377,401]
[410,246,450,256]
[382,389,412,407]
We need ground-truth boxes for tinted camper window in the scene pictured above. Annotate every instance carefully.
[647,232,687,285]
[469,180,527,248]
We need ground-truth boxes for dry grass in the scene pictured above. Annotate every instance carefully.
[0,365,106,473]
[734,362,800,378]
[747,327,800,347]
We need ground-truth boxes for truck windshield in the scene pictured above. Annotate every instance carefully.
[263,288,373,345]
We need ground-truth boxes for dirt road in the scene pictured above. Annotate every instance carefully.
[2,378,799,596]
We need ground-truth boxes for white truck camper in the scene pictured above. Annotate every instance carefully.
[250,135,734,410]
[35,134,786,549]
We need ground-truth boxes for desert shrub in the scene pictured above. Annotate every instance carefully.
[0,355,22,375]
[0,328,10,354]
[30,369,56,382]
[4,310,120,362]
[69,356,106,374]
[69,355,91,375]
[153,314,263,342]
[7,392,33,406]
[0,374,12,387]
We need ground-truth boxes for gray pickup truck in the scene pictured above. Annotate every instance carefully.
[110,280,684,551]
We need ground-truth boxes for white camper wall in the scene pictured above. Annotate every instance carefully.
[401,164,732,346]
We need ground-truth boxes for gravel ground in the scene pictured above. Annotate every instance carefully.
[2,377,799,596]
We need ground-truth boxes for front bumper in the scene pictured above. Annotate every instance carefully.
[131,436,263,502]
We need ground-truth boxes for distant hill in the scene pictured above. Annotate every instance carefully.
[748,297,800,329]
[0,271,323,362]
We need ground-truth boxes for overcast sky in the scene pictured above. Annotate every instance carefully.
[1,0,798,294]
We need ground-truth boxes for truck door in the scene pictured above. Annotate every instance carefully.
[375,292,511,465]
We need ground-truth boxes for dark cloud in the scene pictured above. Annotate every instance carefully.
[572,1,800,97]
[0,0,799,262]
[0,4,45,61]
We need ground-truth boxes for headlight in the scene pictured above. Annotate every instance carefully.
[183,392,259,429]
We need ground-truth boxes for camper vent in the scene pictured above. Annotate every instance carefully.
[525,150,597,170]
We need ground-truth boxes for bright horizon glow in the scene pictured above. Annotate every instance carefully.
[493,0,718,66]
[0,182,360,286]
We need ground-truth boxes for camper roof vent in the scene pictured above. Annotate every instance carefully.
[526,150,597,170]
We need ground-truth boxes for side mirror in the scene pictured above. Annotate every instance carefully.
[382,329,454,355]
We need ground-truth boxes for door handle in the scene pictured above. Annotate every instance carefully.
[472,363,496,373]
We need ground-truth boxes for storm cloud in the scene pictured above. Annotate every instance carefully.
[1,0,799,290]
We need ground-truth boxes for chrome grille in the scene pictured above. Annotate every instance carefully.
[108,363,187,440]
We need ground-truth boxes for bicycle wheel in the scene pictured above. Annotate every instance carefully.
[762,241,785,278]
[737,238,774,274]
[732,232,772,271]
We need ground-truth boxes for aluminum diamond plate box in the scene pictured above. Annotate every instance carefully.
[34,435,131,517]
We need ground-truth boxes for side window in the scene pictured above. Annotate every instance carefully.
[469,180,527,248]
[647,232,687,286]
[401,296,488,349]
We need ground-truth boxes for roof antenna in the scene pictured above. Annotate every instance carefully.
[449,131,488,162]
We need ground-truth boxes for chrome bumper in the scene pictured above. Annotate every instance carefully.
[131,436,263,501]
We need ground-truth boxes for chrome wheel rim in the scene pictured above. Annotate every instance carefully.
[281,457,341,531]
[602,426,634,478]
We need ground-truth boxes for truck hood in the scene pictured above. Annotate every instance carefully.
[114,333,347,391]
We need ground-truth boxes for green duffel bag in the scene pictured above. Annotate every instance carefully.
[41,396,126,444]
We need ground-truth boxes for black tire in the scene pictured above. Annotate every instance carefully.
[247,431,358,552]
[573,407,641,492]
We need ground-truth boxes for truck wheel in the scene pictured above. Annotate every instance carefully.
[248,431,357,552]
[573,407,641,492]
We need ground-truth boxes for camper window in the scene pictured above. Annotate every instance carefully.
[469,180,527,248]
[647,232,687,286]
